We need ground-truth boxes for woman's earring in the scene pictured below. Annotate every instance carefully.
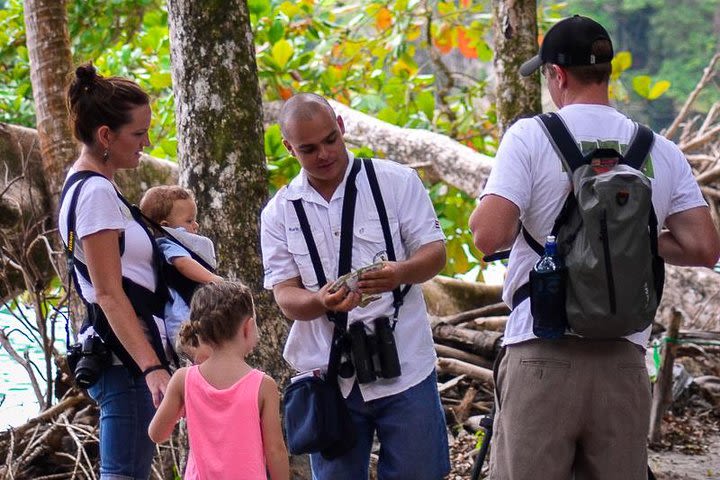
[102,149,109,162]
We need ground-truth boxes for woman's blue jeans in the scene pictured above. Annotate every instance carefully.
[310,371,451,480]
[87,365,156,480]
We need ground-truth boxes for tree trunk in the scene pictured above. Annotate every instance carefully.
[22,0,77,208]
[492,0,541,135]
[166,0,290,382]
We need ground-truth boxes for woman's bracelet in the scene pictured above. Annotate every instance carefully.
[142,364,167,376]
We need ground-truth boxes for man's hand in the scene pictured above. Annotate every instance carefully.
[357,262,403,295]
[318,282,362,312]
[145,368,171,408]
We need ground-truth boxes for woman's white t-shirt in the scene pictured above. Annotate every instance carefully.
[58,172,157,304]
[58,171,170,356]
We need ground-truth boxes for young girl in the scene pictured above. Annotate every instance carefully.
[148,282,289,480]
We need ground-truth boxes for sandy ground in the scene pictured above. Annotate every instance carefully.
[649,435,720,479]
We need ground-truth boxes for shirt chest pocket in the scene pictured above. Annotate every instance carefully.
[355,215,402,263]
[286,227,327,290]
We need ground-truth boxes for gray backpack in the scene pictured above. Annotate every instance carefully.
[526,113,664,338]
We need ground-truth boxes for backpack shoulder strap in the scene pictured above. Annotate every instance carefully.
[536,112,586,173]
[622,123,655,171]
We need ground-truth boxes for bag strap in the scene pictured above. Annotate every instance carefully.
[537,112,586,174]
[60,171,177,370]
[621,123,664,302]
[60,171,105,349]
[362,158,412,322]
[623,123,654,171]
[291,157,362,383]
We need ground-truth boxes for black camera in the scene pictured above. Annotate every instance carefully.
[347,317,401,384]
[66,335,111,389]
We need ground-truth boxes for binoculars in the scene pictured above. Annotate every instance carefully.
[345,317,401,384]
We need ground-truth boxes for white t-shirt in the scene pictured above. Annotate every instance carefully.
[482,104,706,347]
[261,153,445,401]
[58,172,157,303]
[58,171,168,354]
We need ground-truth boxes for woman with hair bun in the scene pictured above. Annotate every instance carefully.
[58,62,171,479]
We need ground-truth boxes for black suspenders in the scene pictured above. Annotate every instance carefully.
[290,158,411,380]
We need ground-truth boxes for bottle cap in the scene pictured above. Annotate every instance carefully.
[547,235,556,243]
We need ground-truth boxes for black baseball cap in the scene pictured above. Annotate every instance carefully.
[519,15,614,77]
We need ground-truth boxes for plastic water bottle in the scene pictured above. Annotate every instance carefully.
[531,235,567,339]
[535,235,561,274]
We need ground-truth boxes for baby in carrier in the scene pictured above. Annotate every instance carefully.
[139,186,223,347]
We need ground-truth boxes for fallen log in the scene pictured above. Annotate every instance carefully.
[464,316,509,332]
[435,344,493,369]
[437,357,494,386]
[433,324,503,358]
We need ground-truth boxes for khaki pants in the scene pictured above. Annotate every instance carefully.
[489,337,651,480]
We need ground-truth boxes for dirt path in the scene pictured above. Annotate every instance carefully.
[649,435,720,479]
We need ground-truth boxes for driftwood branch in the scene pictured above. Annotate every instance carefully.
[663,53,719,140]
[649,308,684,445]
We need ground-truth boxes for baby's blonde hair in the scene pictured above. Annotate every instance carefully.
[139,185,194,224]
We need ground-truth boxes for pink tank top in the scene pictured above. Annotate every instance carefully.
[183,366,266,480]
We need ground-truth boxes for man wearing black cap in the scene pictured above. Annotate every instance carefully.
[469,15,720,479]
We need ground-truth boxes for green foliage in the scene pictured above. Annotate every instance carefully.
[428,182,484,277]
[0,0,34,125]
[250,0,499,276]
[564,0,718,115]
[4,0,698,278]
[68,0,177,159]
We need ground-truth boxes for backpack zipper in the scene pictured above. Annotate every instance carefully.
[600,211,617,314]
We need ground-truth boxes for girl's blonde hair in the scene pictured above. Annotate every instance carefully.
[178,281,254,349]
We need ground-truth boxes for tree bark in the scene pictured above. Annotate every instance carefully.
[167,0,289,382]
[22,0,77,208]
[433,324,503,358]
[491,0,541,135]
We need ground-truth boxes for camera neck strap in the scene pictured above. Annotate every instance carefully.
[60,171,108,350]
[362,158,411,323]
[291,156,362,382]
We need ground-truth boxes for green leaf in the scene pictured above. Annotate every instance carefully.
[271,39,293,68]
[268,20,285,44]
[264,124,286,157]
[278,1,301,18]
[149,72,172,89]
[648,80,671,100]
[632,75,651,99]
[475,38,493,62]
[248,0,271,16]
[415,91,434,120]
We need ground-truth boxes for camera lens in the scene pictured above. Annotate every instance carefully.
[75,357,102,389]
[72,336,110,389]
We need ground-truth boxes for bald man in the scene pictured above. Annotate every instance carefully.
[261,93,450,479]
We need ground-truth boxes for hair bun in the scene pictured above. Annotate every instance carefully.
[75,63,98,87]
